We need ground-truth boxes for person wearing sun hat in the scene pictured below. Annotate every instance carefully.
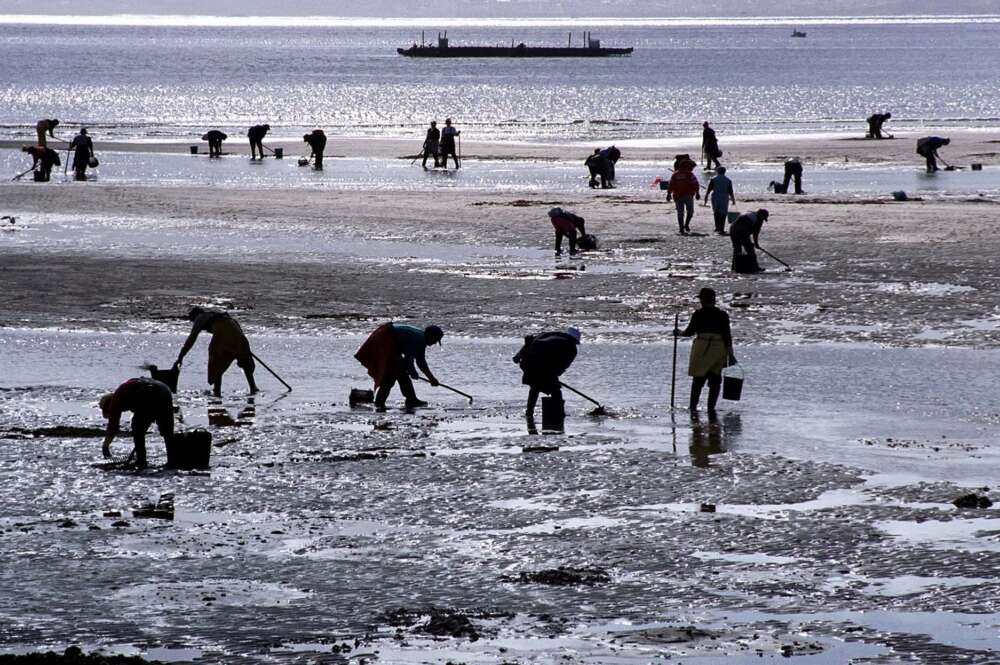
[674,288,735,413]
[355,322,444,412]
[512,326,581,419]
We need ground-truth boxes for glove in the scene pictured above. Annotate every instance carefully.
[101,442,112,459]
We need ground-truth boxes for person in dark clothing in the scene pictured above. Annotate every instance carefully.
[175,307,257,397]
[439,118,460,169]
[247,124,271,160]
[730,209,768,273]
[779,158,804,194]
[100,377,175,469]
[202,130,228,157]
[584,149,610,188]
[867,112,892,139]
[704,166,736,235]
[599,145,621,186]
[674,288,735,413]
[917,136,950,173]
[355,323,443,412]
[303,129,327,170]
[36,118,60,147]
[21,145,60,181]
[702,122,722,170]
[547,207,587,255]
[69,128,94,180]
[422,121,440,169]
[512,327,580,419]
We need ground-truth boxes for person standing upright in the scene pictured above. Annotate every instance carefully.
[701,122,722,171]
[422,120,440,169]
[666,158,701,235]
[69,127,94,180]
[704,166,736,235]
[675,288,735,414]
[439,118,460,169]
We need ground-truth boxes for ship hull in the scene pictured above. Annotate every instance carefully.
[397,46,633,58]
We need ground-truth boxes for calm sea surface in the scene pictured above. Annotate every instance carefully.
[1,16,999,142]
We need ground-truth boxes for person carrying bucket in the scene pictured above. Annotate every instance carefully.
[174,307,258,397]
[303,129,327,170]
[69,128,94,180]
[703,166,736,235]
[354,322,443,412]
[99,377,175,469]
[674,288,735,414]
[512,327,580,421]
[247,123,271,161]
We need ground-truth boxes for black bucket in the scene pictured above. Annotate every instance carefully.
[147,364,180,393]
[349,388,375,407]
[189,145,198,155]
[166,430,212,469]
[722,366,744,401]
[541,396,565,432]
[273,147,283,159]
[972,163,983,171]
[33,171,47,182]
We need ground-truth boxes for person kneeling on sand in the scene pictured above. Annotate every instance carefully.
[100,377,175,469]
[355,323,444,412]
[547,207,587,255]
[174,307,258,397]
[674,288,735,414]
[512,327,580,420]
[730,209,768,274]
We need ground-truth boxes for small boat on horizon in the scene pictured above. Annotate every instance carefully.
[791,29,807,38]
[398,31,633,58]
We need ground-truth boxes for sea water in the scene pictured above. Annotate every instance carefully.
[1,15,1000,143]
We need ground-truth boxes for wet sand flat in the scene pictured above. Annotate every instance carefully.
[2,132,1000,662]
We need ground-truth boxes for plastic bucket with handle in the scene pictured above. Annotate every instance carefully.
[722,365,744,401]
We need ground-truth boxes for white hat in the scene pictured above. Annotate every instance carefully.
[566,326,581,342]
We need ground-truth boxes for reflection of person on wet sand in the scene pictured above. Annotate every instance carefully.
[208,397,256,427]
[675,288,735,414]
[512,327,580,420]
[175,307,258,397]
[355,323,443,412]
[689,411,741,467]
[100,377,175,469]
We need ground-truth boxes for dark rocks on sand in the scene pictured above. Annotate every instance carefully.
[953,493,993,509]
[700,503,717,513]
[132,493,175,520]
[374,607,515,641]
[0,646,161,663]
[508,566,611,586]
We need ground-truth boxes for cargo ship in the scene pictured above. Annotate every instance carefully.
[397,32,633,58]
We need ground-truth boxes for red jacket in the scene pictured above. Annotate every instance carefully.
[668,169,700,199]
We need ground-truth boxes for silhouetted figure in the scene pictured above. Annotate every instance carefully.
[355,323,443,412]
[21,145,60,181]
[247,124,271,160]
[303,129,327,170]
[675,288,735,413]
[513,327,580,419]
[774,157,802,194]
[547,207,587,255]
[439,118,460,169]
[202,130,228,157]
[100,377,175,469]
[35,118,59,147]
[867,112,892,139]
[702,121,722,170]
[422,121,440,169]
[599,145,621,186]
[667,158,701,234]
[585,149,611,188]
[175,307,258,397]
[917,136,950,173]
[69,128,94,180]
[730,209,769,273]
[704,166,736,235]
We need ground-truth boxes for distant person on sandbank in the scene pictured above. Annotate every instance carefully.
[21,145,60,181]
[917,136,950,173]
[439,118,461,169]
[69,128,94,180]
[704,166,736,235]
[303,129,327,170]
[702,121,722,171]
[35,118,60,147]
[202,130,228,157]
[247,123,271,161]
[422,120,440,169]
[866,112,892,139]
[730,209,769,273]
[666,158,700,235]
[770,158,803,194]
